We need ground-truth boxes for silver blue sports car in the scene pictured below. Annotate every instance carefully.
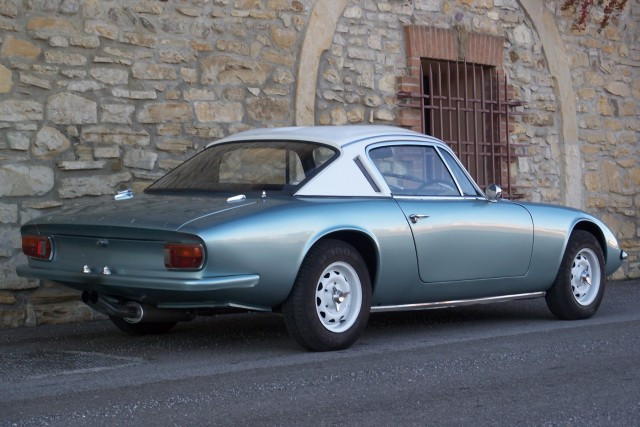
[18,126,627,351]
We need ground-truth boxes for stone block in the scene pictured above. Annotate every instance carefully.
[247,97,290,122]
[156,139,192,153]
[195,101,244,123]
[44,50,87,66]
[0,64,12,92]
[27,16,77,34]
[137,102,192,123]
[185,124,224,139]
[184,88,217,101]
[0,36,41,59]
[133,1,164,14]
[94,146,120,158]
[215,40,250,56]
[159,49,197,64]
[33,301,94,325]
[270,26,296,49]
[201,55,272,85]
[0,164,54,196]
[121,32,157,48]
[58,171,132,198]
[604,82,630,97]
[132,63,176,80]
[82,126,151,146]
[67,80,104,92]
[181,67,197,83]
[7,131,30,150]
[70,35,100,48]
[47,93,97,124]
[272,68,294,85]
[57,160,106,170]
[0,306,25,328]
[111,88,157,99]
[0,0,18,18]
[84,20,118,40]
[19,72,51,89]
[90,67,128,85]
[100,104,134,124]
[33,126,71,159]
[123,149,158,170]
[0,204,17,224]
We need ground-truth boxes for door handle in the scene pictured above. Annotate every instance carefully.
[409,214,430,223]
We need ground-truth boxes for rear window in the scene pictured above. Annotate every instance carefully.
[147,141,338,194]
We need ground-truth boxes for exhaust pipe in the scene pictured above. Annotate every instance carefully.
[82,291,195,324]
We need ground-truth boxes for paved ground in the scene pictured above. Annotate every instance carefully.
[1,280,639,426]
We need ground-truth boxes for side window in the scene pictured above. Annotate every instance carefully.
[438,149,480,196]
[369,145,460,196]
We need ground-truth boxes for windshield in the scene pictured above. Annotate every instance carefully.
[146,141,338,194]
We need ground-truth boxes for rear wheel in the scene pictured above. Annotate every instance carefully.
[545,230,605,320]
[109,316,177,335]
[283,239,371,351]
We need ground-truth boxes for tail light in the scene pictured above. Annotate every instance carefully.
[22,235,53,260]
[164,243,204,269]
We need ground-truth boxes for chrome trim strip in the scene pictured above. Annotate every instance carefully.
[621,250,628,261]
[370,292,546,313]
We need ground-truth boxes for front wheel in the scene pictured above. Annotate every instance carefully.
[283,239,372,351]
[545,230,605,320]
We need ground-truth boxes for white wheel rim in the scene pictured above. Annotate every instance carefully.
[315,261,363,333]
[570,248,601,306]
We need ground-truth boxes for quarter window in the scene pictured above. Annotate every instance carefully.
[369,145,459,197]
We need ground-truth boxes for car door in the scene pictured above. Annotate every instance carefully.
[369,143,533,283]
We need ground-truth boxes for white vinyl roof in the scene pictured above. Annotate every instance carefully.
[207,125,455,198]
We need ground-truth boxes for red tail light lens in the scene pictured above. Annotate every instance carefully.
[22,235,53,260]
[164,243,204,269]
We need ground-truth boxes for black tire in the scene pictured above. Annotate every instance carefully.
[545,230,606,320]
[283,239,372,351]
[109,316,177,335]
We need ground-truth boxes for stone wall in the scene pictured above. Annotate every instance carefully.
[0,0,637,327]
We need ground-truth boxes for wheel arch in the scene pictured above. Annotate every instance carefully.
[310,229,379,293]
[571,220,607,262]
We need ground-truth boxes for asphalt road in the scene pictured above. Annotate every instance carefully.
[1,280,639,426]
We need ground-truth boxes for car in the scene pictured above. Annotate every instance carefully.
[17,125,627,351]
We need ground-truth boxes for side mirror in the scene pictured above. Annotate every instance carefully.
[486,184,502,202]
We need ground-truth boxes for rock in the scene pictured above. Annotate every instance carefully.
[513,24,533,46]
[82,126,151,146]
[0,306,25,328]
[48,36,69,47]
[7,131,30,150]
[84,20,119,40]
[0,64,12,92]
[181,67,197,83]
[194,101,243,123]
[132,63,177,80]
[94,146,120,158]
[272,68,294,85]
[100,104,134,124]
[156,139,192,153]
[247,97,290,122]
[159,49,197,64]
[44,50,87,66]
[123,149,158,170]
[184,88,217,101]
[0,204,18,223]
[33,126,70,159]
[137,102,192,123]
[0,0,18,18]
[58,171,132,198]
[33,301,94,325]
[215,39,250,56]
[57,160,106,170]
[347,107,365,123]
[47,93,97,124]
[604,82,630,97]
[201,55,272,85]
[133,1,164,14]
[90,67,128,85]
[414,0,440,11]
[26,283,80,305]
[121,32,157,49]
[0,100,43,121]
[27,17,77,35]
[0,164,54,196]
[374,109,394,122]
[378,73,396,93]
[0,290,17,304]
[111,88,157,99]
[270,26,296,49]
[59,0,79,15]
[67,80,104,92]
[70,35,100,48]
[19,72,52,89]
[0,36,41,59]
